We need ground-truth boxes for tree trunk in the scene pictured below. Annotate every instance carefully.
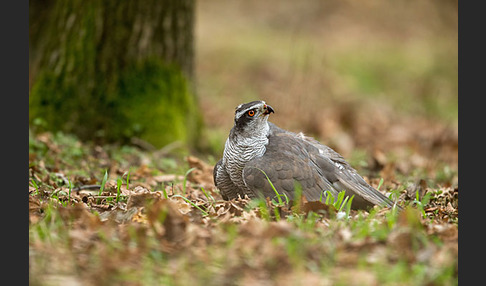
[29,0,202,149]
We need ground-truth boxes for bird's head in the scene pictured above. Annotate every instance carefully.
[232,100,274,138]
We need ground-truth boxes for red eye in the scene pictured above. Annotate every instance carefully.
[247,110,255,117]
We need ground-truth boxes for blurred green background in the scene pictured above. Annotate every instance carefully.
[29,0,458,159]
[195,0,457,165]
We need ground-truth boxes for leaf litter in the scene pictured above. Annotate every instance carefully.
[29,128,457,285]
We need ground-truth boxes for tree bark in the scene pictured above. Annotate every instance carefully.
[29,0,202,148]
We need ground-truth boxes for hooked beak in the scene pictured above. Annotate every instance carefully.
[263,104,274,115]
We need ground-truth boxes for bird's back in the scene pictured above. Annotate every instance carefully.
[242,122,396,209]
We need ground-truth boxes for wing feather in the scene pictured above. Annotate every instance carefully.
[242,132,337,202]
[246,123,398,209]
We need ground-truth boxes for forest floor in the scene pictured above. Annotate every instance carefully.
[29,115,457,285]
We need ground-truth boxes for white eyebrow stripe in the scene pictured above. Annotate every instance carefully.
[235,109,249,120]
[235,101,265,120]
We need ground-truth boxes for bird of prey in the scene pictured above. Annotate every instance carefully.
[213,100,397,210]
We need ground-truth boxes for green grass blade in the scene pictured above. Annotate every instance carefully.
[99,170,108,196]
[377,178,384,190]
[325,191,333,205]
[116,178,122,203]
[273,206,281,221]
[201,187,215,202]
[68,179,73,205]
[252,167,288,206]
[345,195,354,216]
[162,187,168,199]
[125,170,130,190]
[182,168,196,195]
[30,179,40,195]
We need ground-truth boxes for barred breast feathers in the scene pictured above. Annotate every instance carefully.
[223,123,270,190]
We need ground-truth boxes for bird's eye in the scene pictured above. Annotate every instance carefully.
[247,110,255,117]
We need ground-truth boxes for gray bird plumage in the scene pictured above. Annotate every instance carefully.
[213,100,397,210]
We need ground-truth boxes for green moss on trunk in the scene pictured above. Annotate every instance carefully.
[30,59,201,148]
[115,59,202,147]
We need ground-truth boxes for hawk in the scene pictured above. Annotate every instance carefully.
[213,100,397,210]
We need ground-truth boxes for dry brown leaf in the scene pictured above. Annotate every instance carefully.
[428,223,458,242]
[186,155,215,188]
[301,200,333,215]
[169,196,193,215]
[98,207,139,223]
[145,199,188,243]
[263,221,293,238]
[126,192,159,209]
[29,196,43,224]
